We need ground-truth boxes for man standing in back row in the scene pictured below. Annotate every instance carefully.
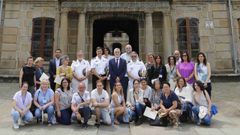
[49,49,62,91]
[91,47,108,90]
[109,48,127,99]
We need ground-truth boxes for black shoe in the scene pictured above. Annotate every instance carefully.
[94,123,100,128]
[77,120,82,125]
[135,119,143,126]
[82,123,89,128]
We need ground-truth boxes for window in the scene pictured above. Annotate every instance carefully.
[31,17,54,61]
[177,17,200,58]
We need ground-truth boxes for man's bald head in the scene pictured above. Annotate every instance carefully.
[125,44,132,54]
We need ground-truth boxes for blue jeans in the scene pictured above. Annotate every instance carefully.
[57,108,72,125]
[128,103,145,121]
[192,106,212,126]
[11,109,33,123]
[35,105,55,123]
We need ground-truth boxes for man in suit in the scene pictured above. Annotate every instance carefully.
[48,49,62,91]
[109,48,127,100]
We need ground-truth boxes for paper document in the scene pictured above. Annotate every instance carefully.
[54,75,63,85]
[143,107,158,120]
[39,73,49,82]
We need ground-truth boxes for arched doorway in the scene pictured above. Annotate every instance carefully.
[112,43,122,53]
[92,17,139,56]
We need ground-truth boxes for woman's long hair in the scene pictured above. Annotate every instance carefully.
[176,77,187,88]
[112,82,124,96]
[60,78,71,92]
[181,51,190,63]
[154,55,163,68]
[197,52,207,66]
[193,80,205,92]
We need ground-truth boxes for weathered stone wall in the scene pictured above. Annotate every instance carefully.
[171,1,234,73]
[232,0,240,72]
[0,0,59,74]
[0,0,239,75]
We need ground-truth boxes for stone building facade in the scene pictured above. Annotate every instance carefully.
[0,0,240,75]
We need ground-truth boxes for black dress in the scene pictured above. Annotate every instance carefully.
[145,63,154,87]
[22,66,36,87]
[152,65,167,84]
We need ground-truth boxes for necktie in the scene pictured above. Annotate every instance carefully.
[116,58,119,68]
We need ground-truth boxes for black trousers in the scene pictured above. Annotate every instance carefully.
[205,83,212,98]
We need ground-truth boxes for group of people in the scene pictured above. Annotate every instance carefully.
[12,44,217,129]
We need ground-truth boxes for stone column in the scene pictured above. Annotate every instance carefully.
[77,12,86,51]
[163,13,172,61]
[59,9,68,54]
[145,12,154,54]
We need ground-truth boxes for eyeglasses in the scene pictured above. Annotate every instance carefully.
[131,56,137,58]
[62,81,68,83]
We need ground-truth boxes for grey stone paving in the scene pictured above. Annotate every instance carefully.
[0,82,240,135]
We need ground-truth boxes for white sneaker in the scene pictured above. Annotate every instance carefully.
[13,122,19,129]
[19,119,25,126]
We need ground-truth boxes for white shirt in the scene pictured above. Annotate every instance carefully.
[91,89,109,103]
[91,56,108,75]
[71,91,90,108]
[120,53,131,63]
[127,60,146,79]
[142,86,152,99]
[55,58,60,68]
[13,91,32,110]
[174,85,193,103]
[71,59,90,77]
[104,55,114,63]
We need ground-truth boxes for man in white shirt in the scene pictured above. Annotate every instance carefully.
[174,50,182,65]
[127,51,146,89]
[91,80,111,127]
[91,47,108,89]
[71,50,91,93]
[120,44,132,63]
[71,82,91,128]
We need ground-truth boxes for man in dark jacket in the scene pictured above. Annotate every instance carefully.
[48,49,62,91]
[109,48,127,99]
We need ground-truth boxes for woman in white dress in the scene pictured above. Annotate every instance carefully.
[165,56,177,90]
[194,52,212,97]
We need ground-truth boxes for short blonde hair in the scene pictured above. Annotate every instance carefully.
[40,79,49,85]
[34,57,44,66]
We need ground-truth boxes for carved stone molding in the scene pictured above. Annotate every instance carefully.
[61,2,170,12]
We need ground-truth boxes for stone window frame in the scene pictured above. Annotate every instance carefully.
[31,17,55,61]
[176,17,200,58]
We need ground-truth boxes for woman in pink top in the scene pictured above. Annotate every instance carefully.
[176,52,195,85]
